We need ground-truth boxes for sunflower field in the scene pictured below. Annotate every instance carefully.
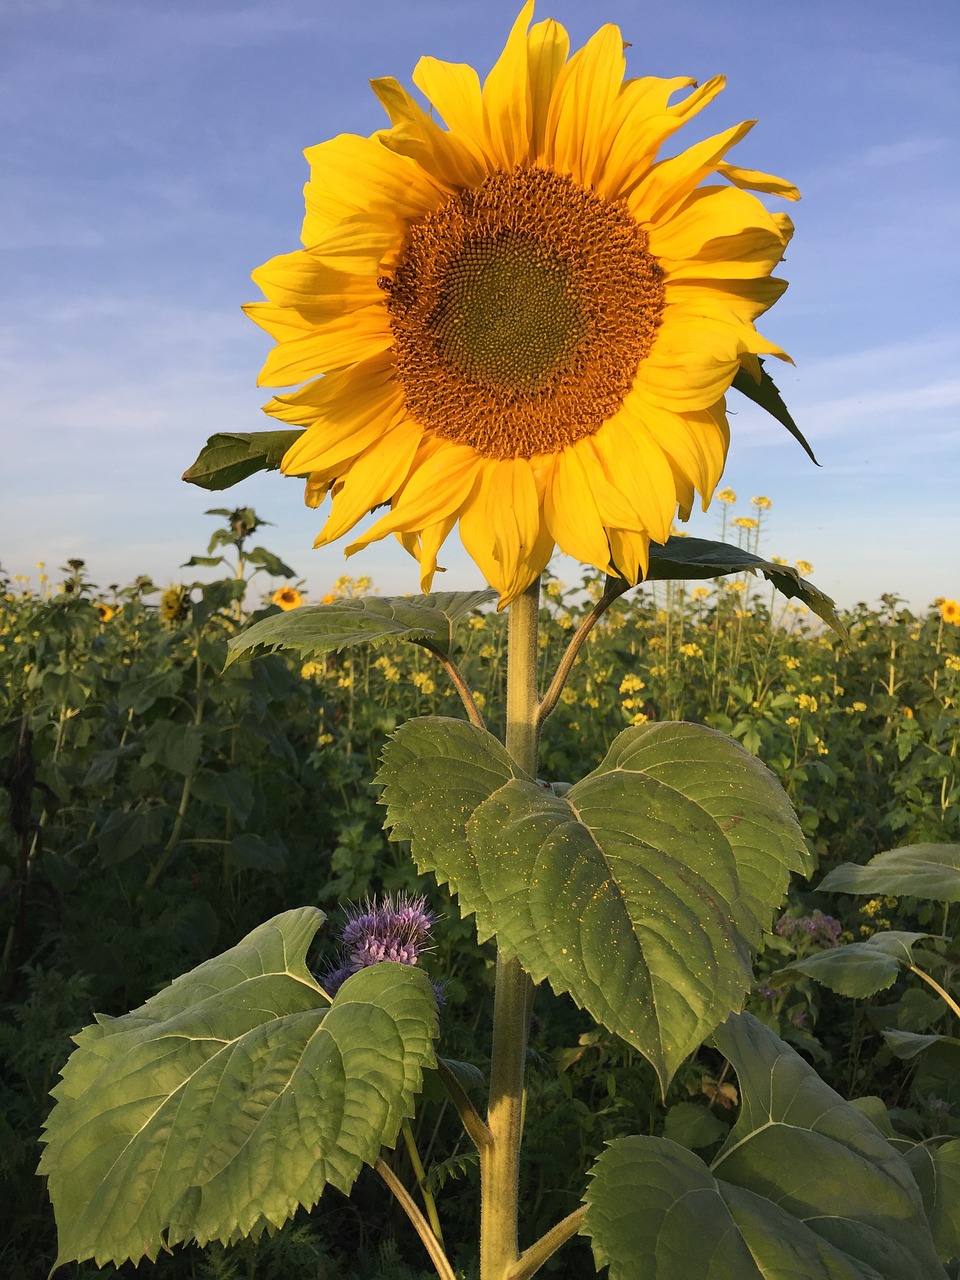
[2,505,958,1279]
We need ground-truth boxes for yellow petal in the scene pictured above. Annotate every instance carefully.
[253,304,392,387]
[279,362,407,474]
[596,75,726,200]
[415,513,461,592]
[346,438,482,551]
[716,162,800,201]
[413,56,489,170]
[608,528,651,585]
[317,420,422,544]
[665,276,788,326]
[543,450,614,573]
[637,321,742,411]
[482,0,534,169]
[301,133,442,246]
[526,18,570,157]
[371,77,486,189]
[251,249,382,312]
[543,23,627,186]
[460,458,548,603]
[649,184,786,264]
[630,120,756,225]
[593,416,677,544]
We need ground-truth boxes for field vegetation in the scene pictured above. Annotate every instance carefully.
[2,504,958,1278]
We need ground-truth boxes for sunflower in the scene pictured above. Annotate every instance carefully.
[941,599,960,627]
[272,586,304,611]
[246,2,797,605]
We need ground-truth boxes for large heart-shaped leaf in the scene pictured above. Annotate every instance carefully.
[39,908,438,1268]
[902,1140,960,1263]
[817,845,960,902]
[379,718,808,1090]
[226,591,495,667]
[582,1013,946,1279]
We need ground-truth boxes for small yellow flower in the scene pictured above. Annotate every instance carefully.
[940,599,960,626]
[782,655,801,670]
[272,586,304,611]
[411,672,436,695]
[321,592,337,604]
[300,661,323,679]
[795,559,814,577]
[814,737,829,756]
[769,554,787,565]
[619,673,646,694]
[679,642,703,658]
[796,693,818,712]
[480,644,498,660]
[751,496,772,510]
[560,686,578,705]
[318,732,334,746]
[629,712,649,726]
[690,586,710,601]
[717,488,737,505]
[724,580,747,594]
[901,706,914,719]
[852,700,867,712]
[469,616,486,631]
[473,691,486,711]
[945,655,960,672]
[785,715,800,727]
[732,516,759,530]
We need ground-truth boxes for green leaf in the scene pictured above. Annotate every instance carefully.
[881,1029,958,1061]
[732,358,818,464]
[226,590,496,667]
[38,908,438,1268]
[227,832,288,872]
[644,536,845,637]
[662,1101,728,1150]
[141,720,204,777]
[245,546,297,578]
[379,718,809,1091]
[779,932,935,999]
[817,845,960,902]
[580,1013,947,1279]
[96,805,165,867]
[902,1140,960,1262]
[182,430,304,491]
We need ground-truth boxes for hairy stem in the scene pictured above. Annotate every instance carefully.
[909,964,960,1021]
[436,1058,492,1152]
[418,638,486,729]
[480,580,541,1279]
[506,1206,587,1280]
[376,1158,457,1280]
[538,578,627,728]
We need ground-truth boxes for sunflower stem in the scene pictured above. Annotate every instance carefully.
[480,580,540,1279]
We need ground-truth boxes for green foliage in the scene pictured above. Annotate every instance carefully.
[226,590,497,666]
[380,716,808,1090]
[182,431,304,490]
[644,534,845,636]
[583,1012,946,1278]
[731,357,819,463]
[2,509,958,1277]
[40,909,438,1268]
[818,844,960,900]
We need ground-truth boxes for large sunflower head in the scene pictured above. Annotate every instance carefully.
[246,2,798,606]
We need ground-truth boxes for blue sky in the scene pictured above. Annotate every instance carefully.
[3,0,958,612]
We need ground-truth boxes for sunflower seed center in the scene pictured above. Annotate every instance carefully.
[387,166,664,459]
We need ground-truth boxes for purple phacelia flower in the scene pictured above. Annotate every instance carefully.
[323,892,436,997]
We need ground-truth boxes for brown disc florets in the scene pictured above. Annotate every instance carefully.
[386,166,665,459]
